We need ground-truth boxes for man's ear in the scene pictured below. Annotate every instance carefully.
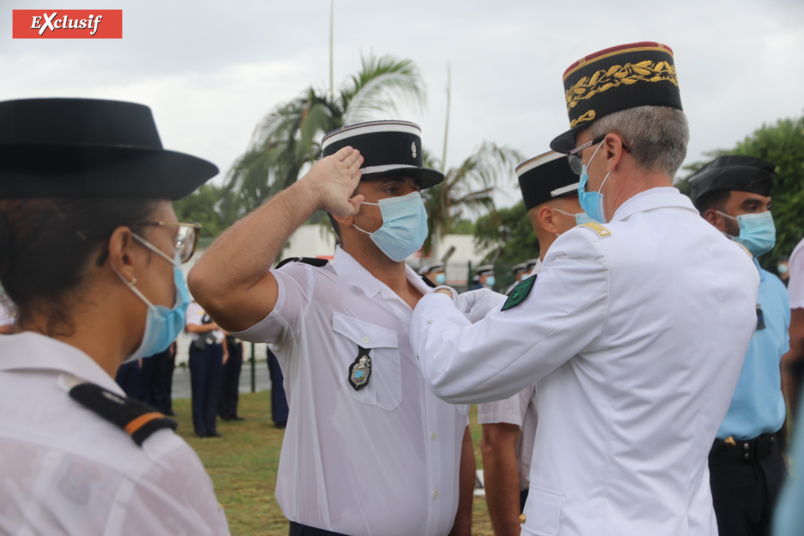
[332,210,356,229]
[603,133,627,171]
[539,205,559,235]
[703,208,726,232]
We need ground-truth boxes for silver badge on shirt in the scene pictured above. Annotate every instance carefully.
[349,346,372,391]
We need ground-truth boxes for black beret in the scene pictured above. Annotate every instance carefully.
[688,155,774,205]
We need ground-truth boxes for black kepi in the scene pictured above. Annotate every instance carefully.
[321,120,444,189]
[0,98,218,199]
[516,151,579,211]
[550,42,682,154]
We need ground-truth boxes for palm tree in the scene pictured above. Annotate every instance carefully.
[221,54,426,221]
[421,143,524,256]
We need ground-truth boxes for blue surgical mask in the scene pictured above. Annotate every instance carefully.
[354,191,428,262]
[718,210,776,257]
[114,236,191,363]
[485,276,496,287]
[577,142,610,223]
[553,208,595,226]
[435,273,446,285]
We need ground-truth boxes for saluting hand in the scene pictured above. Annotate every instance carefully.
[304,146,364,218]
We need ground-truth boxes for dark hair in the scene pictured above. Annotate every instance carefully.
[694,189,731,216]
[0,198,157,335]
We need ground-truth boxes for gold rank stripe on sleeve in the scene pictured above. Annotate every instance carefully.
[581,222,612,237]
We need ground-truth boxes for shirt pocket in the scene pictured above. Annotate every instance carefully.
[521,485,563,536]
[332,312,402,410]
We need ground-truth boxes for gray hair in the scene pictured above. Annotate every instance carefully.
[587,106,689,178]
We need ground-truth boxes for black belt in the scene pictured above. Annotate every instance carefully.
[709,431,779,465]
[289,521,350,536]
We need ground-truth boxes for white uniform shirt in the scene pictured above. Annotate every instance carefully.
[232,247,470,536]
[0,332,229,535]
[478,261,541,492]
[186,301,225,343]
[410,188,759,536]
[788,238,804,309]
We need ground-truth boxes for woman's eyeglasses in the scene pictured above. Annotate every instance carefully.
[136,221,202,263]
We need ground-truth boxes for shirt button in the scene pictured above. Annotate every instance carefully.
[431,432,437,440]
[432,490,439,499]
[362,336,370,344]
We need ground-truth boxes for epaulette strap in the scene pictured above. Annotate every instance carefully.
[580,222,612,237]
[69,383,177,447]
[276,257,329,269]
[421,275,437,288]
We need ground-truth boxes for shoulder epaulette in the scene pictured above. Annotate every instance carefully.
[69,383,177,447]
[421,275,437,288]
[276,257,329,269]
[580,222,612,237]
[734,242,753,259]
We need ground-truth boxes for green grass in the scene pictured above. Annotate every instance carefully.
[172,391,496,535]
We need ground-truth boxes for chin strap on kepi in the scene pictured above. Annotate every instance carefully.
[69,382,177,446]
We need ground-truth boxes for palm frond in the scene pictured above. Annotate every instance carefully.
[341,54,426,124]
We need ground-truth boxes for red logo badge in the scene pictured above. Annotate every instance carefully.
[12,10,122,39]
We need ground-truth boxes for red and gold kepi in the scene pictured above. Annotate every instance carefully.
[550,42,682,154]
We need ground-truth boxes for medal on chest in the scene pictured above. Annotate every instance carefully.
[348,346,372,391]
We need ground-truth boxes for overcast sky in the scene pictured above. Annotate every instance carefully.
[3,0,803,208]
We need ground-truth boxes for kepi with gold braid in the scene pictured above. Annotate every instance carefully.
[550,42,683,154]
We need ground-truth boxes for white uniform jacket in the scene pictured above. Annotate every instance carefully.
[233,247,481,536]
[0,332,229,536]
[410,188,759,536]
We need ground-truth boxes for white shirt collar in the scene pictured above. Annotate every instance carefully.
[330,246,431,300]
[0,332,122,392]
[611,187,697,222]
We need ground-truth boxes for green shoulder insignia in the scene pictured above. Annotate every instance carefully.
[580,222,611,237]
[502,274,537,311]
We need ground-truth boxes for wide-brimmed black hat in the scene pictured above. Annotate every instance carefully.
[321,120,444,189]
[550,42,683,154]
[516,151,579,211]
[0,98,218,199]
[688,155,775,206]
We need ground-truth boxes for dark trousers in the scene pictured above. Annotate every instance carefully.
[150,348,175,415]
[116,359,153,405]
[289,521,349,536]
[218,343,243,419]
[710,436,786,536]
[115,361,141,399]
[189,342,223,436]
[267,349,289,426]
